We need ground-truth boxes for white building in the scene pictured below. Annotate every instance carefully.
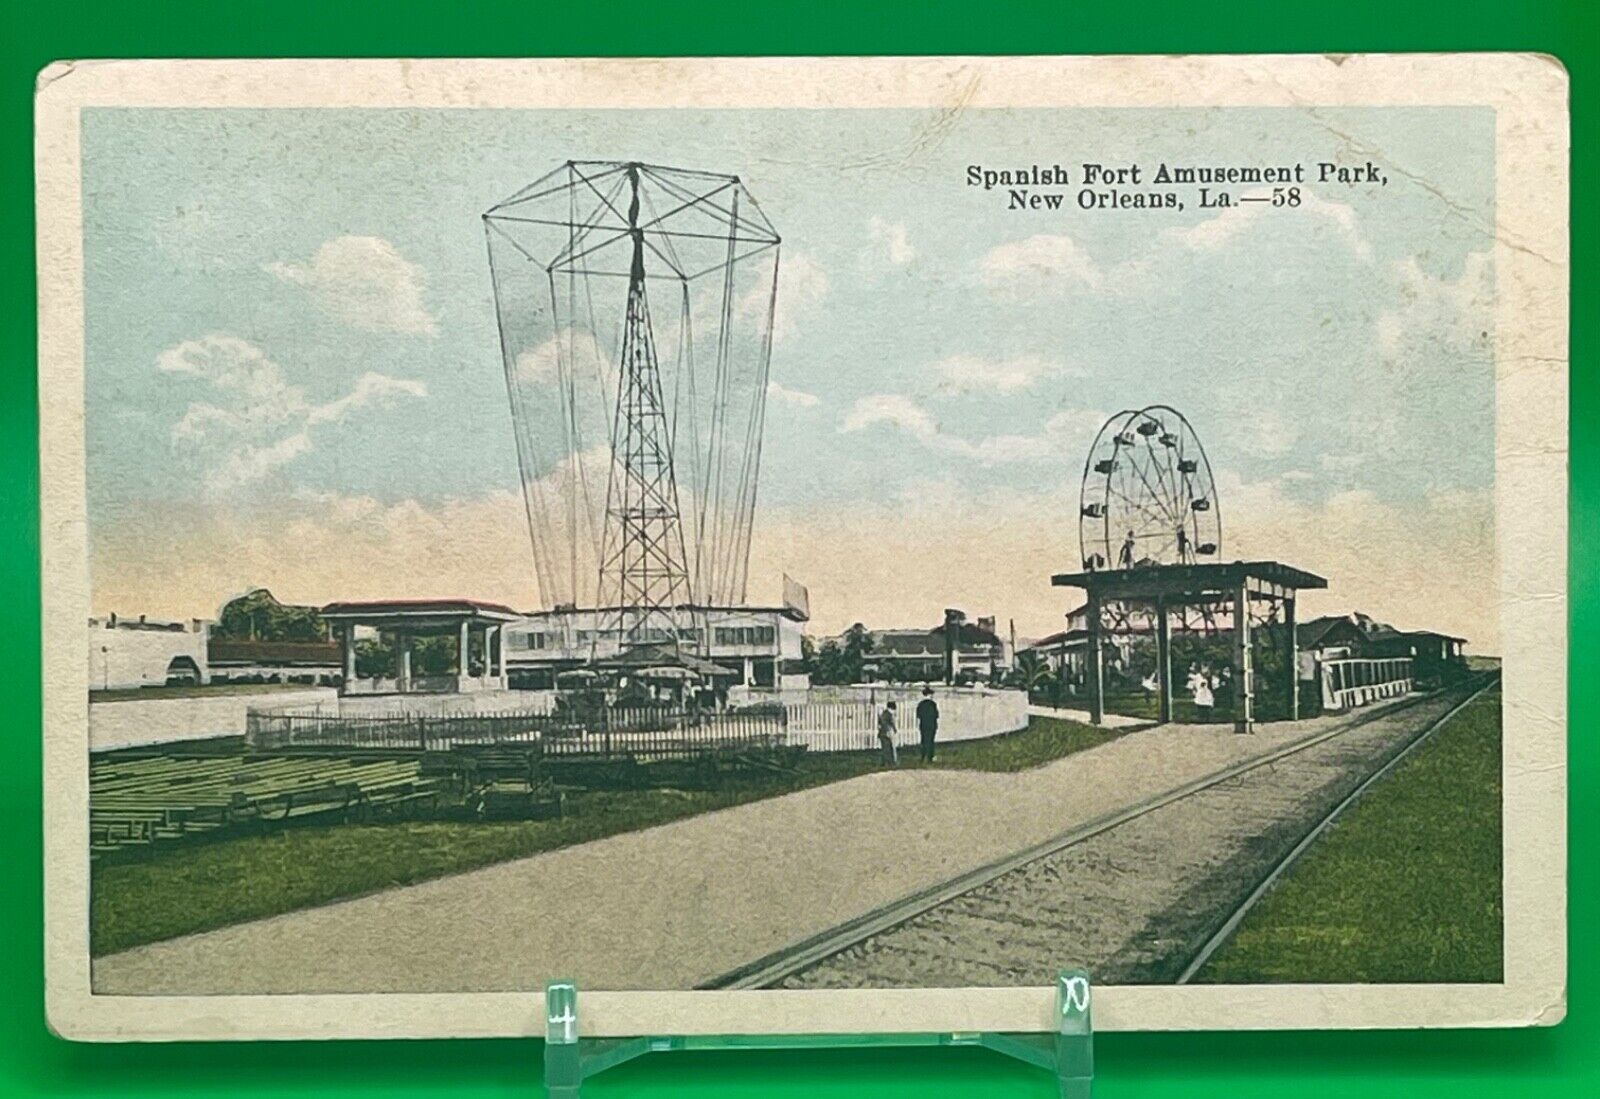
[503,604,810,690]
[88,614,209,691]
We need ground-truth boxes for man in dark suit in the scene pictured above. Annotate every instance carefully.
[916,686,941,762]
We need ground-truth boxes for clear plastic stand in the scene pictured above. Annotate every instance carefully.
[543,970,1094,1098]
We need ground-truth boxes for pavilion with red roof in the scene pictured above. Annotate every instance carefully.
[319,598,522,695]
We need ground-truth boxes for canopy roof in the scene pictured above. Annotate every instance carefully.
[319,599,523,629]
[596,642,740,679]
[1051,560,1328,602]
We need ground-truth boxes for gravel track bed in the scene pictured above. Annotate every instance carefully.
[778,690,1469,989]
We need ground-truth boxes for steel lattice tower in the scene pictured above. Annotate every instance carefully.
[594,165,694,649]
[484,160,781,640]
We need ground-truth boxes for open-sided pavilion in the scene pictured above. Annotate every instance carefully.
[1051,560,1328,733]
[320,598,521,695]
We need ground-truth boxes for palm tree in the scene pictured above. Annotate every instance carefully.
[1011,650,1055,700]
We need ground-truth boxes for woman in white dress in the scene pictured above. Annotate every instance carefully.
[1192,668,1215,717]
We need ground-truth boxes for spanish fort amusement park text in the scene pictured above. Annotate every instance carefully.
[966,160,1390,213]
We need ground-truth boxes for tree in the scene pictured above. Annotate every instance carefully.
[811,638,849,684]
[1010,649,1049,690]
[354,637,394,679]
[1009,649,1060,704]
[214,588,329,642]
[841,623,874,683]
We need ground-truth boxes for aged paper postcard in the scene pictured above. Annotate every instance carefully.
[37,54,1567,1040]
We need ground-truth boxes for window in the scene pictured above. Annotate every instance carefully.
[713,624,777,647]
[521,633,547,650]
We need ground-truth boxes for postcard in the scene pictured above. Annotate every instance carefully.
[38,54,1568,1040]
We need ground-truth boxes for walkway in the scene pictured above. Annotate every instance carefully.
[94,701,1413,995]
[1026,704,1145,728]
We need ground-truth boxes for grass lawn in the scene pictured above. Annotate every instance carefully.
[1099,689,1302,725]
[91,715,1129,956]
[90,682,322,702]
[1194,685,1503,983]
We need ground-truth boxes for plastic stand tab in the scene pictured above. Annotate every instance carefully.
[542,969,1094,1098]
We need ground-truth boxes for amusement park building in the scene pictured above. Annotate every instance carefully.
[840,615,1013,684]
[501,604,811,691]
[87,613,209,691]
[1024,605,1468,691]
[1296,612,1468,687]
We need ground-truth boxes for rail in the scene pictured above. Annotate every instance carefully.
[699,676,1489,990]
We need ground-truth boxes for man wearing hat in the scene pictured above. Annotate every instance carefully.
[916,686,941,763]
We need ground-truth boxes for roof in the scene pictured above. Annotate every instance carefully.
[520,602,808,622]
[1296,611,1466,648]
[1052,560,1328,597]
[1404,629,1468,643]
[319,598,522,623]
[865,622,1003,657]
[1022,628,1088,651]
[596,643,740,678]
[869,632,948,658]
[1297,615,1367,650]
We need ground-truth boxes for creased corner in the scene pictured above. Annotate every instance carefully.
[36,60,80,96]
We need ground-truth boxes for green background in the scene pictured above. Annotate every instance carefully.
[0,1,1588,1095]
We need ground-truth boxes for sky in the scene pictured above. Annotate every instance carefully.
[82,105,1499,648]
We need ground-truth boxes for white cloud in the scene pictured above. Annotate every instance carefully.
[744,471,1494,650]
[92,489,538,622]
[931,352,1080,395]
[513,328,614,392]
[158,334,426,491]
[735,251,829,344]
[770,252,829,343]
[266,235,439,336]
[89,474,1497,656]
[977,233,1104,290]
[840,394,1104,466]
[767,381,820,408]
[1377,251,1492,359]
[866,216,916,266]
[1211,471,1495,650]
[308,372,429,426]
[840,394,937,439]
[1163,188,1373,263]
[977,191,1373,301]
[1232,408,1300,458]
[1320,453,1366,474]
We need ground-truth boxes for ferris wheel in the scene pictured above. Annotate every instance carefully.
[1078,405,1222,573]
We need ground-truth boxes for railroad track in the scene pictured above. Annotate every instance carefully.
[1173,672,1499,983]
[700,673,1497,990]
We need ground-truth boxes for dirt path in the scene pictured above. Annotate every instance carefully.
[778,689,1472,989]
[94,701,1421,995]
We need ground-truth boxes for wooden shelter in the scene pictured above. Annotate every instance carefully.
[1051,560,1327,733]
